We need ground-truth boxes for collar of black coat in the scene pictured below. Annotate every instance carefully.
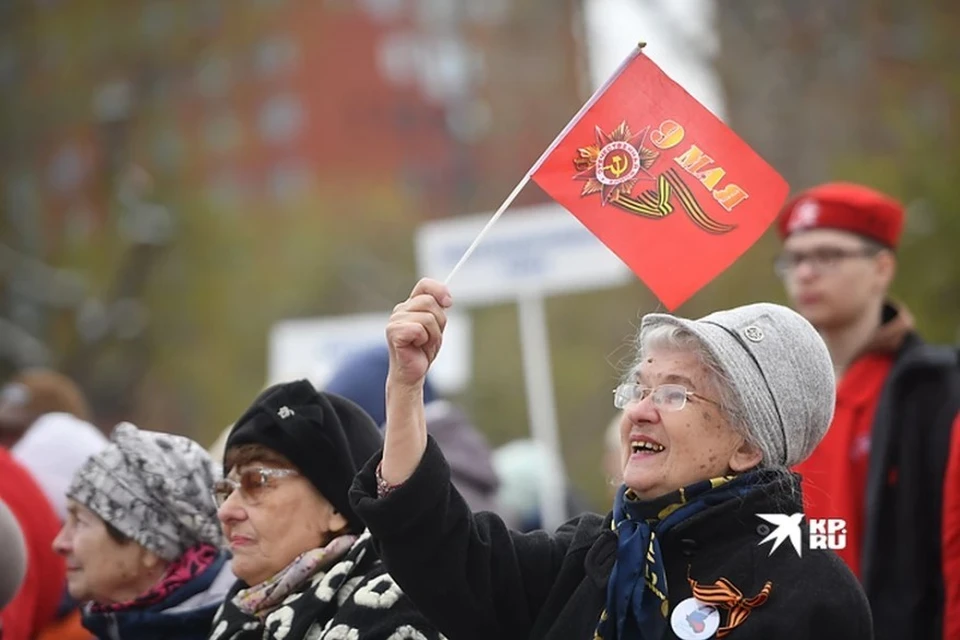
[582,471,802,588]
[856,300,914,357]
[82,551,232,640]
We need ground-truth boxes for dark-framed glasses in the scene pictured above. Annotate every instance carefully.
[213,468,299,507]
[774,247,880,278]
[612,383,719,412]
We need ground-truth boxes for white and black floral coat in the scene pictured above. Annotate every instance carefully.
[208,532,445,640]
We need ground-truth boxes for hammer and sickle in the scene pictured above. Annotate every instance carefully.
[603,154,628,177]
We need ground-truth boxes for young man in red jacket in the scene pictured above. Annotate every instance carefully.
[775,182,960,640]
[943,414,960,640]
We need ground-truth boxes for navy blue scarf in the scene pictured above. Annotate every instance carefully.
[82,551,229,640]
[595,472,765,640]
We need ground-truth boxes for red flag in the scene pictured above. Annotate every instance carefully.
[530,46,788,310]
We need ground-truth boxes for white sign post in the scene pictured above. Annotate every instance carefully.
[267,311,472,396]
[516,293,567,530]
[416,202,632,531]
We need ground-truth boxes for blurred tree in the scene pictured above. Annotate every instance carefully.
[713,0,960,343]
[0,0,588,450]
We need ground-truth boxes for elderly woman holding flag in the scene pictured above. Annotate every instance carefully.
[349,278,872,640]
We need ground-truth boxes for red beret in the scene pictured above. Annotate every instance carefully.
[776,182,904,248]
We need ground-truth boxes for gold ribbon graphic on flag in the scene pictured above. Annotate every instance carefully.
[573,122,738,235]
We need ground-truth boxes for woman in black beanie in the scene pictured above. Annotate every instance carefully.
[208,379,442,640]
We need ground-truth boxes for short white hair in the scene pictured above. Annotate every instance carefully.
[632,323,767,466]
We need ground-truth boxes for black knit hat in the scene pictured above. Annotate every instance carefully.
[224,380,382,533]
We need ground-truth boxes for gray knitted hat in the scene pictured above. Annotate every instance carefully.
[640,302,835,468]
[67,422,223,561]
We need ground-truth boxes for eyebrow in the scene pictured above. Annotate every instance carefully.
[786,242,866,253]
[662,373,697,389]
[633,370,698,390]
[231,463,286,478]
[228,465,261,480]
[231,462,263,473]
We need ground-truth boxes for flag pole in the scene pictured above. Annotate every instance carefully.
[443,42,648,285]
[443,172,531,285]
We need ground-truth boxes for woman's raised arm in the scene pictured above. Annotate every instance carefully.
[380,277,452,486]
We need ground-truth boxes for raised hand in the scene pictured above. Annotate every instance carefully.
[380,278,453,485]
[385,278,453,388]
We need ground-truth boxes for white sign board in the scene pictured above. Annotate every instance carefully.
[267,311,472,395]
[415,202,633,305]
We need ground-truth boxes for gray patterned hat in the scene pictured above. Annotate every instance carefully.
[67,422,223,561]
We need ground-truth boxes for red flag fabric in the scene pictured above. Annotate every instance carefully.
[530,46,789,310]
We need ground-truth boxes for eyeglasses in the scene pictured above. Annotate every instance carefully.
[612,383,719,411]
[212,468,299,508]
[774,247,879,278]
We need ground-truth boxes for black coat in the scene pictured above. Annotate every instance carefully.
[861,331,960,640]
[350,438,873,640]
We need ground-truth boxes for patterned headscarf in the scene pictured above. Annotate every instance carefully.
[67,422,223,561]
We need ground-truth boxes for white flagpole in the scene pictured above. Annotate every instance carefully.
[442,173,530,285]
[443,43,647,285]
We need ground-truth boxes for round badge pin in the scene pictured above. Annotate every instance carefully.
[670,597,720,640]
